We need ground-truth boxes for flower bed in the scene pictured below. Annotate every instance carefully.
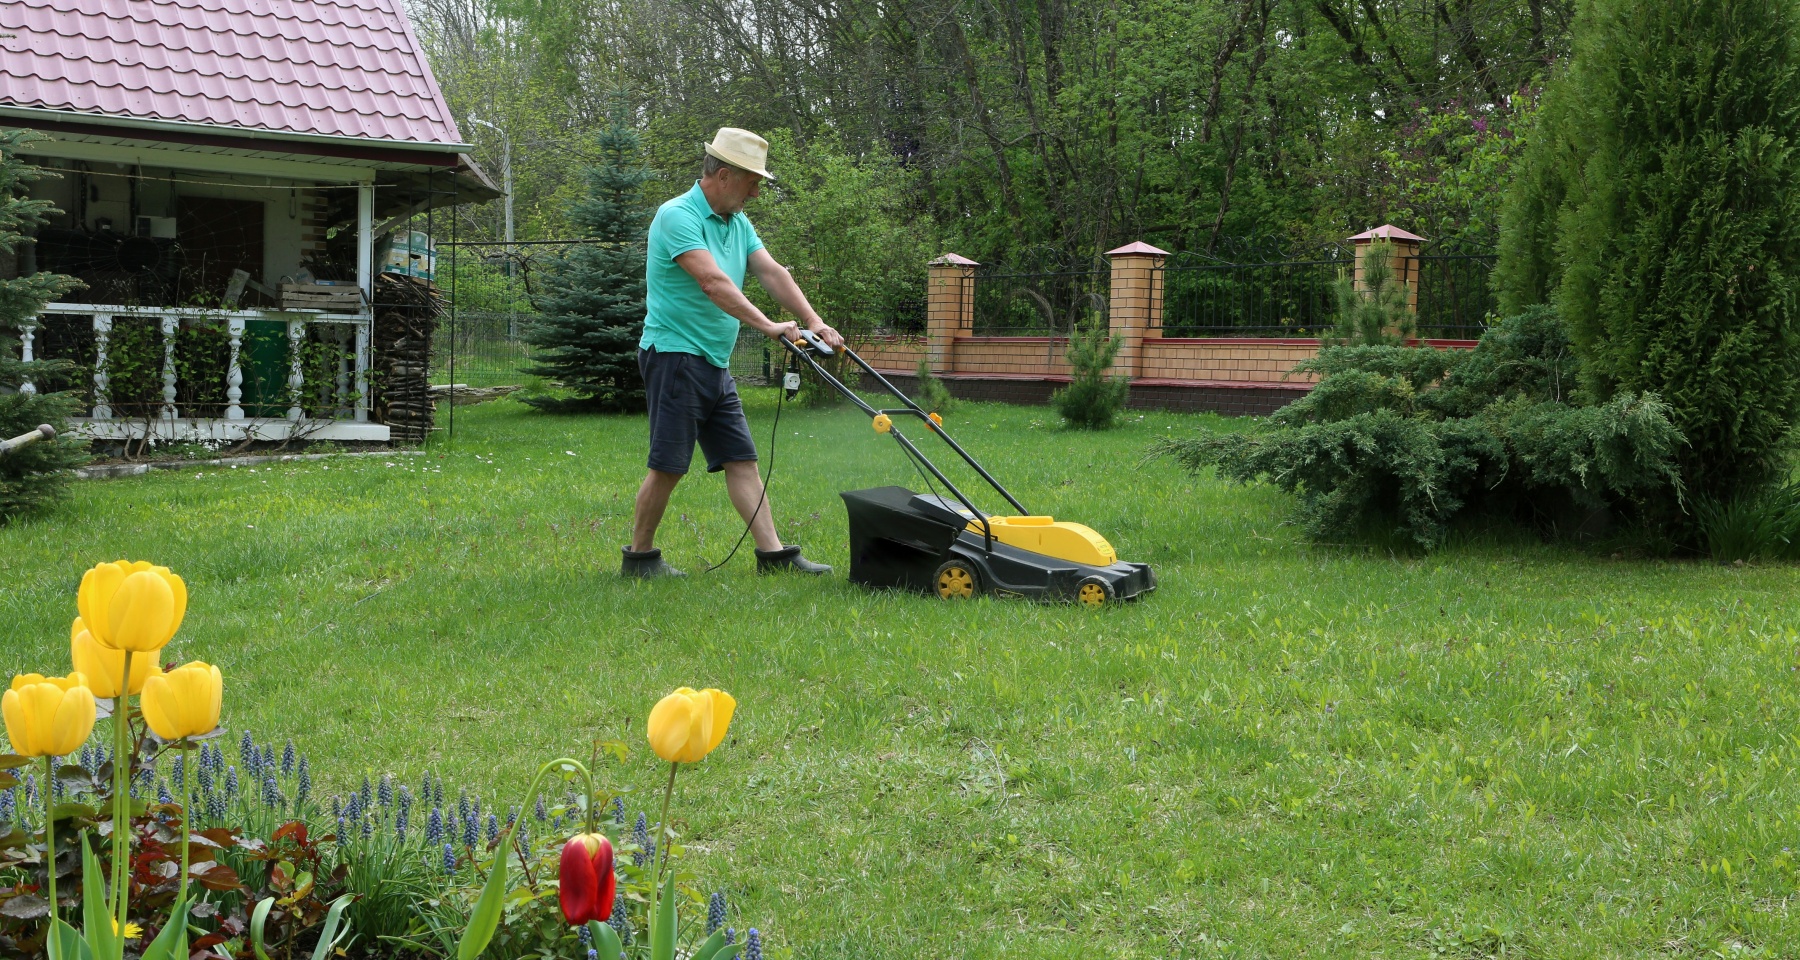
[0,561,767,960]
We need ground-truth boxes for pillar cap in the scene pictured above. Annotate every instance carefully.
[1105,241,1170,257]
[1348,225,1426,244]
[929,253,980,266]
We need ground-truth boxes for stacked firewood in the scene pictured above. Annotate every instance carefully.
[372,274,442,445]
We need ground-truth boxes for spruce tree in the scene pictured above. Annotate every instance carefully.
[1495,0,1800,506]
[1,131,86,521]
[523,105,654,412]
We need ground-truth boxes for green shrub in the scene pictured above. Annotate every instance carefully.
[1053,316,1128,429]
[1155,308,1685,546]
[1330,239,1414,345]
[1695,480,1800,561]
[1,131,87,519]
[1495,0,1800,511]
[913,357,955,413]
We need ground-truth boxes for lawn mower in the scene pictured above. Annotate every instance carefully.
[777,330,1154,606]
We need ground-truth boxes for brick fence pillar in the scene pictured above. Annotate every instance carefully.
[1348,224,1424,314]
[1104,241,1168,379]
[926,254,977,373]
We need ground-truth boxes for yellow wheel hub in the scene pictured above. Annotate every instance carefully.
[936,566,975,599]
[1078,582,1109,606]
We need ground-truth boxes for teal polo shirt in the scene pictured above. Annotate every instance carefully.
[641,181,765,368]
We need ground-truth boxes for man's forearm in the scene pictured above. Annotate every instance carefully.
[700,276,781,335]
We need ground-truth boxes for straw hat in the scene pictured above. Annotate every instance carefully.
[703,128,776,181]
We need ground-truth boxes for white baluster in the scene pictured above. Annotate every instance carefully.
[92,314,113,419]
[225,317,245,420]
[353,320,370,423]
[335,326,352,418]
[160,315,179,419]
[17,322,35,396]
[286,318,305,422]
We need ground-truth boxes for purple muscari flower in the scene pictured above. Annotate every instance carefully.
[485,812,499,845]
[426,806,444,845]
[378,774,394,808]
[281,740,296,775]
[361,815,374,840]
[395,803,410,840]
[360,776,373,810]
[344,792,363,823]
[262,773,282,809]
[225,765,239,799]
[707,892,727,935]
[157,780,173,805]
[336,816,347,841]
[207,790,225,822]
[725,928,735,945]
[442,843,456,874]
[745,929,761,960]
[631,813,650,866]
[587,952,598,960]
[505,805,517,829]
[610,892,631,944]
[261,744,276,772]
[0,786,14,824]
[611,797,625,825]
[197,759,215,795]
[579,924,592,946]
[535,794,547,822]
[420,771,433,804]
[170,753,184,787]
[239,730,256,770]
[296,758,312,807]
[462,810,479,849]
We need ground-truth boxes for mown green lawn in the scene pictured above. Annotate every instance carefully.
[2,392,1797,958]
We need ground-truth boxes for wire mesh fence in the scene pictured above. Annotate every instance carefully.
[971,255,1110,337]
[432,240,567,388]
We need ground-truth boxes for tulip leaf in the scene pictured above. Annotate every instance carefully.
[650,869,677,960]
[587,921,623,960]
[78,834,117,960]
[689,928,727,960]
[249,897,276,960]
[0,754,32,771]
[712,946,742,960]
[455,844,510,960]
[309,894,355,960]
[48,917,91,960]
[137,896,188,960]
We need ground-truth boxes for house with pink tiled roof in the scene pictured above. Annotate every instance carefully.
[0,0,499,443]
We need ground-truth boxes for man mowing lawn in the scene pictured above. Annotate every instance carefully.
[622,127,845,579]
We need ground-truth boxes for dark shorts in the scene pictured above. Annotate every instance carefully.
[640,347,757,475]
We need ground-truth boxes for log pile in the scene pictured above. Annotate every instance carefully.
[372,274,442,445]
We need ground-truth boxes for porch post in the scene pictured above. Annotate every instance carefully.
[286,319,306,421]
[160,315,179,419]
[225,317,245,420]
[92,314,112,419]
[17,322,35,396]
[356,184,375,306]
[353,321,370,423]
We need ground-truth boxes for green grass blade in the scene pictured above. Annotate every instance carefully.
[78,834,117,960]
[455,847,509,960]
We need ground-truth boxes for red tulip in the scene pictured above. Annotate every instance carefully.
[559,833,617,925]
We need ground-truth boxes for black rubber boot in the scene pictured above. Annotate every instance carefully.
[621,546,686,579]
[755,545,832,575]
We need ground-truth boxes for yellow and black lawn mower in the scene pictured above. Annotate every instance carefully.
[779,330,1154,606]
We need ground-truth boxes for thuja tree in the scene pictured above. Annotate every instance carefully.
[0,130,85,520]
[1496,0,1800,508]
[523,104,654,413]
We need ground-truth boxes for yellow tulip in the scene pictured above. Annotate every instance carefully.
[2,673,97,757]
[77,560,187,653]
[140,661,223,741]
[71,619,159,698]
[646,687,735,763]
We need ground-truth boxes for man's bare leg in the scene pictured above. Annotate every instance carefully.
[722,460,782,552]
[631,469,684,552]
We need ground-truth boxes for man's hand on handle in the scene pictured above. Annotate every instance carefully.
[809,322,845,350]
[765,319,800,343]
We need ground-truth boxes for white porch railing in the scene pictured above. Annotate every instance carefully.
[19,304,386,443]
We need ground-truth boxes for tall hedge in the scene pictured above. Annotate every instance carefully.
[1495,0,1800,505]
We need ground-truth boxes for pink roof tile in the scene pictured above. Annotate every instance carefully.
[0,0,464,147]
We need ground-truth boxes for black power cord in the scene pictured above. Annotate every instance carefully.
[704,347,791,573]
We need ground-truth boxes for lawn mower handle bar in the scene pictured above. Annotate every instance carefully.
[0,424,55,458]
[780,334,1029,525]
